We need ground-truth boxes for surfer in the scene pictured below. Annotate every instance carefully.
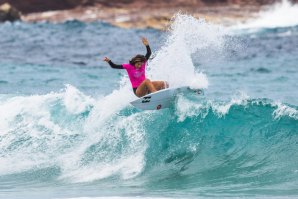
[103,37,168,97]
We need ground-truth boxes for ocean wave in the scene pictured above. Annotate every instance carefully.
[0,85,297,189]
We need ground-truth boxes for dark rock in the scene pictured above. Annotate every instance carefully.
[2,0,86,14]
[0,3,21,22]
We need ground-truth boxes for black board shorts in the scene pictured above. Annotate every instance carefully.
[133,87,138,95]
[133,87,151,96]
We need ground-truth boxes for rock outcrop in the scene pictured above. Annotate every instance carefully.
[0,3,21,22]
[0,0,87,13]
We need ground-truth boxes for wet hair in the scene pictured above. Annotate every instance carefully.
[129,54,146,65]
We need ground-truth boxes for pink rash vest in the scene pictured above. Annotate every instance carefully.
[122,62,147,88]
[107,45,151,89]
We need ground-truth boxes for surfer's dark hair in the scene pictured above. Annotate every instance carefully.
[129,54,146,65]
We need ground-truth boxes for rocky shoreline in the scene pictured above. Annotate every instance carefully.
[1,0,297,29]
[22,5,261,29]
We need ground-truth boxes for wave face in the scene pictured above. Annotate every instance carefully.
[0,13,298,199]
[145,95,298,196]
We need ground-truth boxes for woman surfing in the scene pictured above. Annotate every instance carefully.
[103,37,168,97]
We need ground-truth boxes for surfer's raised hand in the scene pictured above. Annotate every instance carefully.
[141,37,149,46]
[103,57,110,62]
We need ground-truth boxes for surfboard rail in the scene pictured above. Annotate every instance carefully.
[130,86,204,110]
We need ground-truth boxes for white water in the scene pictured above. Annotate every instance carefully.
[0,85,147,182]
[237,0,298,29]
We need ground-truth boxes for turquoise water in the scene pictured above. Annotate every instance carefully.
[0,12,298,199]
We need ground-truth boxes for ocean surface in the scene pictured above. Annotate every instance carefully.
[0,1,298,199]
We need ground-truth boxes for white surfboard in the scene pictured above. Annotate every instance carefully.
[130,86,204,110]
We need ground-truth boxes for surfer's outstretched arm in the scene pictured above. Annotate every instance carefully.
[103,57,124,69]
[108,60,124,69]
[142,37,151,60]
[145,45,151,60]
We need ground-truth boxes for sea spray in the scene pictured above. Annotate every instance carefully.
[146,14,228,89]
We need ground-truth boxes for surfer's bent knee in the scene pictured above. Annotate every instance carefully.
[144,79,152,84]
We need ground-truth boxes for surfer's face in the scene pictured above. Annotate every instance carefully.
[134,61,143,69]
